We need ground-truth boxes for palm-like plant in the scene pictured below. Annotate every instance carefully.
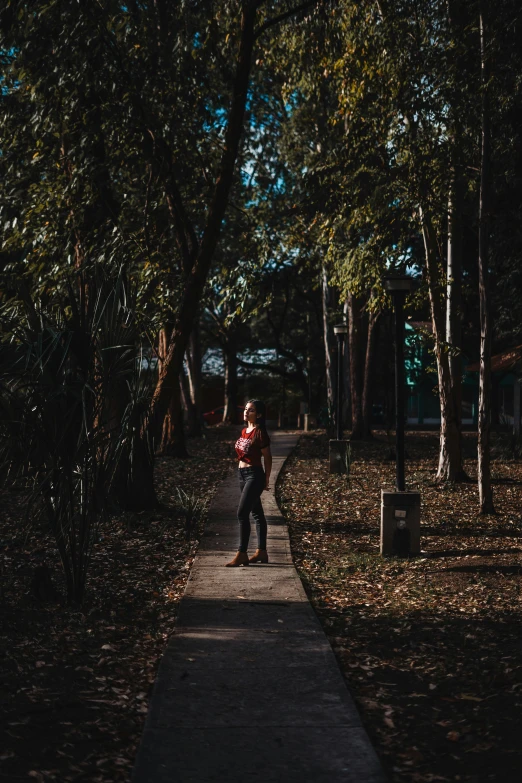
[175,487,205,541]
[0,265,154,603]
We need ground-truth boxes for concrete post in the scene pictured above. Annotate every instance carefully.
[380,490,421,556]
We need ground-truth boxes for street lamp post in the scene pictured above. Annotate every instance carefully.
[384,276,413,492]
[334,324,348,440]
[329,323,349,474]
[380,275,422,557]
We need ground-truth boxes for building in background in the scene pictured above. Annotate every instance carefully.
[405,323,522,432]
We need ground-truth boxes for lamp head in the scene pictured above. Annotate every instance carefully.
[383,275,413,293]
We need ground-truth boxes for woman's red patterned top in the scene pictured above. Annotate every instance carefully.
[234,427,270,466]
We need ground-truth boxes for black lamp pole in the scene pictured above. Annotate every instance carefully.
[384,277,413,492]
[334,324,348,440]
[393,290,407,492]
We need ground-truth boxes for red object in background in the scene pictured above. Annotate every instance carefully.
[203,405,245,425]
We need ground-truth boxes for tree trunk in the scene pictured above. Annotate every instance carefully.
[223,337,239,423]
[186,326,203,436]
[447,171,463,404]
[149,2,258,440]
[321,265,335,428]
[159,383,189,457]
[420,207,464,482]
[362,310,380,438]
[156,327,189,457]
[347,292,365,439]
[478,7,495,513]
[446,151,467,477]
[180,367,198,443]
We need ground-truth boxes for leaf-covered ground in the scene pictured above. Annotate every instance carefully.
[0,426,237,783]
[277,431,522,783]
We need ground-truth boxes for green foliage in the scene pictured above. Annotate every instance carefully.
[0,0,266,328]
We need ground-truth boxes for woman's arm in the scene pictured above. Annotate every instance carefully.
[262,446,272,491]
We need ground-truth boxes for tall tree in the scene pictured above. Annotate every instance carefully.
[477,5,495,513]
[321,264,335,425]
[328,0,477,478]
[420,206,465,481]
[149,1,260,436]
[185,327,204,437]
[148,0,324,439]
[362,308,381,438]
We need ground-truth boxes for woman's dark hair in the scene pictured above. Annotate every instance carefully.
[248,399,266,427]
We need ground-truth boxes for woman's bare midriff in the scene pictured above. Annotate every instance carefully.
[238,461,259,468]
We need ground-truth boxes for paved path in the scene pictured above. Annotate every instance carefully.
[132,432,386,782]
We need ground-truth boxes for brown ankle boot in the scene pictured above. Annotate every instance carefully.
[225,551,249,567]
[249,549,268,564]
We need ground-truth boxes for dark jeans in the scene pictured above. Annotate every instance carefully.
[237,466,267,552]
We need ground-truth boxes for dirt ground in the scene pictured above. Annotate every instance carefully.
[277,430,522,783]
[0,426,238,783]
[2,427,520,782]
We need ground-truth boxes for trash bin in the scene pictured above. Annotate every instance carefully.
[380,490,421,556]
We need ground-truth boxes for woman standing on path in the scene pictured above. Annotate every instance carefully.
[225,399,272,567]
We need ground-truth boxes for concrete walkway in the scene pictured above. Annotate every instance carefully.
[132,432,386,782]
